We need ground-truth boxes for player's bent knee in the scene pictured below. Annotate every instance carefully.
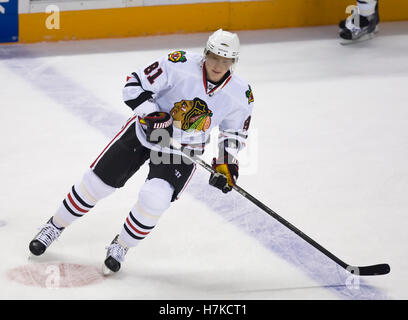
[138,178,174,215]
[80,169,116,203]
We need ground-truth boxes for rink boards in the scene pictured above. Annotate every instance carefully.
[4,0,408,43]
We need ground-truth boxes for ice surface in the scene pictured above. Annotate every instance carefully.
[0,22,407,300]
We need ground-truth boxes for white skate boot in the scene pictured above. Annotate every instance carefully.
[103,235,129,275]
[29,218,65,256]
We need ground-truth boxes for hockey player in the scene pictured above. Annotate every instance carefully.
[339,0,379,43]
[29,29,254,274]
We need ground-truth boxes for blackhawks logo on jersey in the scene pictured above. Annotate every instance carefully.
[168,50,187,63]
[246,85,254,104]
[171,98,213,133]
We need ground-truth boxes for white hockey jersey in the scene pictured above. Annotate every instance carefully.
[123,50,254,157]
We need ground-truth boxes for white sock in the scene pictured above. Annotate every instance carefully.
[53,169,115,227]
[357,0,377,17]
[119,178,174,248]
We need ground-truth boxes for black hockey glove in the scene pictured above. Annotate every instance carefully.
[143,112,173,146]
[209,154,239,193]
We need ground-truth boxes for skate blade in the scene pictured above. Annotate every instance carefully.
[28,252,42,261]
[102,264,115,276]
[340,32,376,45]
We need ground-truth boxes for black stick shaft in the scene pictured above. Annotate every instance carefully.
[174,143,389,276]
[232,184,390,276]
[193,156,349,267]
[233,184,349,268]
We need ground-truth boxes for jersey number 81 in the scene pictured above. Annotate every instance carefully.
[144,62,163,85]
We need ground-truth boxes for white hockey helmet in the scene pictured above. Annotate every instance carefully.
[204,29,240,62]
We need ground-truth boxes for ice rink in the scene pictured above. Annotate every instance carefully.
[0,21,407,300]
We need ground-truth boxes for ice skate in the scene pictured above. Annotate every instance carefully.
[103,235,129,275]
[29,218,65,256]
[339,12,379,45]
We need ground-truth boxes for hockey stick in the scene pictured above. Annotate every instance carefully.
[171,141,390,276]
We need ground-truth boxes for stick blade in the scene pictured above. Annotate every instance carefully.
[347,263,390,276]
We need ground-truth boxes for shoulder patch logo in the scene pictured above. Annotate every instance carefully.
[168,50,187,63]
[245,85,254,104]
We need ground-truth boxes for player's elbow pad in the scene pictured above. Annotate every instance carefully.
[130,99,160,118]
[123,86,154,107]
